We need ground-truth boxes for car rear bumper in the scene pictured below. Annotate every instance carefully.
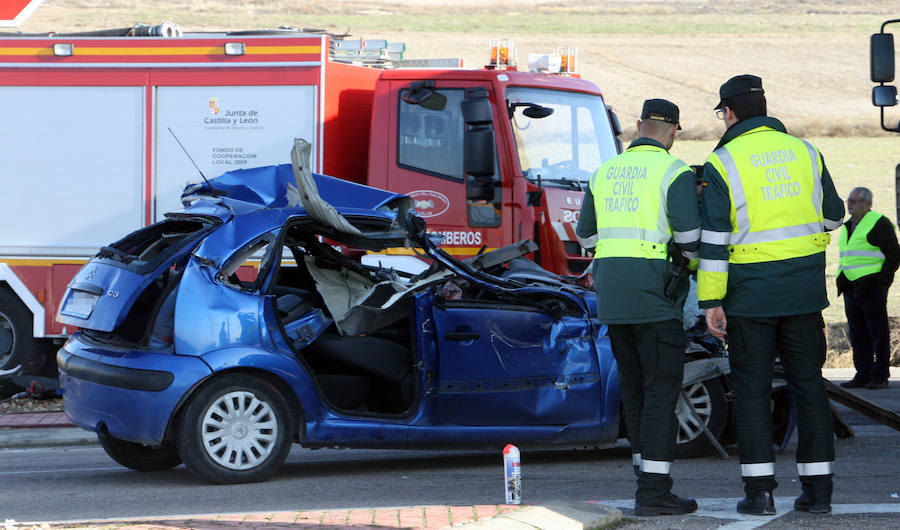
[57,334,213,445]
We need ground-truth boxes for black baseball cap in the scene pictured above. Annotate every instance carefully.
[714,74,764,109]
[641,98,681,130]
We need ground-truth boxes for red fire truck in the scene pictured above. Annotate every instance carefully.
[0,24,622,374]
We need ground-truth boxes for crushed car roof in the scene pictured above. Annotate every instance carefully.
[178,163,411,218]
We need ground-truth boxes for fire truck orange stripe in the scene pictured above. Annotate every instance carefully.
[0,45,320,57]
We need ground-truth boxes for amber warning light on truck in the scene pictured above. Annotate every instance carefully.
[488,38,516,69]
[526,46,578,75]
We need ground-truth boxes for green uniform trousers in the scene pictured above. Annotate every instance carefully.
[608,319,685,504]
[727,312,835,504]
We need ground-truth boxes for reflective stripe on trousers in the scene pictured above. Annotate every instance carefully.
[798,461,835,476]
[741,462,775,477]
[640,459,671,475]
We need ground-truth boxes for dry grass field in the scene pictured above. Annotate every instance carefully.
[12,1,900,363]
[16,0,900,139]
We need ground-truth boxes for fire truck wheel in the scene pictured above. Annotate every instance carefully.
[176,373,293,484]
[675,377,728,458]
[97,430,182,471]
[0,289,47,375]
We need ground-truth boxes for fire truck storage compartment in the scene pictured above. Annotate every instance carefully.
[0,86,145,256]
[153,85,318,219]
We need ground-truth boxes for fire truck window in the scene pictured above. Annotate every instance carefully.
[398,89,465,180]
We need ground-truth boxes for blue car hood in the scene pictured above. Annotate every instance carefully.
[179,164,408,215]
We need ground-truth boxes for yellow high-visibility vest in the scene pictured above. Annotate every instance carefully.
[838,211,887,281]
[698,128,830,302]
[589,144,689,260]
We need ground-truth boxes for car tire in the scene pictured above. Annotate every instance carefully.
[0,289,47,375]
[675,377,728,458]
[97,430,182,471]
[176,373,293,484]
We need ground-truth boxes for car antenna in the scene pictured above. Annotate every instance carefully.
[167,127,219,192]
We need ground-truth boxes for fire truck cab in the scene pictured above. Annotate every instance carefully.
[367,67,620,275]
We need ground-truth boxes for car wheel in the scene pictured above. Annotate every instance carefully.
[0,290,47,375]
[675,378,728,458]
[97,430,182,471]
[176,373,293,484]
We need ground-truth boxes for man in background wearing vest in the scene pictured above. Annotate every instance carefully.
[698,75,845,516]
[837,187,899,390]
[576,99,700,516]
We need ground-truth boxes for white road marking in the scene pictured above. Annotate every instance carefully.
[597,498,900,528]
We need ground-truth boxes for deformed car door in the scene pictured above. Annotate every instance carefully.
[431,301,602,426]
[174,215,282,356]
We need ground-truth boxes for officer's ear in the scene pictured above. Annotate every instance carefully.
[635,119,643,136]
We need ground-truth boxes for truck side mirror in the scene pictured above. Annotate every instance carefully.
[461,94,493,125]
[873,85,899,107]
[462,89,495,178]
[871,33,895,83]
[464,128,495,177]
[466,176,495,201]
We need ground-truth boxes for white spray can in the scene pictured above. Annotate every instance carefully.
[503,444,521,504]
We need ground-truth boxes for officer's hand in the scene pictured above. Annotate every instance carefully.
[705,306,727,338]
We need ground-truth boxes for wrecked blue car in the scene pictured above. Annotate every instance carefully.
[55,146,623,484]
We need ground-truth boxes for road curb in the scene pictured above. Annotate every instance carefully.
[0,427,96,449]
[455,502,622,529]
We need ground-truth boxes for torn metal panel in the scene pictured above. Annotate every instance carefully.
[291,138,361,236]
[173,257,263,356]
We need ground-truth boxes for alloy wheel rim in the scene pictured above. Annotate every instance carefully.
[675,382,712,443]
[201,390,278,470]
[0,312,15,368]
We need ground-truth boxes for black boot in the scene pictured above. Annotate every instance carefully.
[634,494,698,516]
[736,490,776,515]
[794,493,832,514]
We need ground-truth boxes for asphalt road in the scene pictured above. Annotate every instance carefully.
[0,375,898,527]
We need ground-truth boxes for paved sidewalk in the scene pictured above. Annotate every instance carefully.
[9,503,622,529]
[0,410,70,428]
[32,504,525,529]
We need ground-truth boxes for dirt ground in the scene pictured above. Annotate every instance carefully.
[825,318,900,369]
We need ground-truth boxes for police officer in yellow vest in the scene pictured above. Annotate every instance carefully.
[698,75,845,515]
[837,187,900,390]
[576,99,700,516]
